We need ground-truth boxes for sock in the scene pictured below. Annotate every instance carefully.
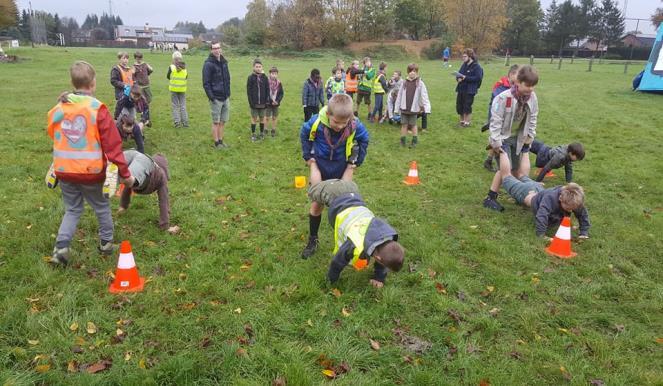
[400,136,406,145]
[487,190,498,200]
[251,124,256,133]
[486,155,494,161]
[309,214,321,239]
[412,136,418,144]
[259,123,265,133]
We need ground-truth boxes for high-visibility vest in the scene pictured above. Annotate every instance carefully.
[373,73,385,94]
[358,67,375,91]
[48,94,104,176]
[169,65,188,93]
[117,65,134,87]
[333,206,374,270]
[327,77,345,95]
[345,71,357,93]
[308,106,357,161]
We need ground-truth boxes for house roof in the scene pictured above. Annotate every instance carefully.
[114,25,192,43]
[622,33,657,46]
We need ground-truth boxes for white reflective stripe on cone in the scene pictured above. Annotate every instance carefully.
[117,252,136,269]
[556,225,571,240]
[408,169,418,177]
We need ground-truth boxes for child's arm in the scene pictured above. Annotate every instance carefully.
[146,63,153,74]
[246,76,253,107]
[156,179,170,230]
[488,95,507,150]
[534,197,554,237]
[98,105,131,182]
[166,65,172,80]
[394,85,403,114]
[300,119,314,160]
[379,76,388,93]
[573,206,590,238]
[526,94,538,139]
[119,183,132,211]
[420,81,431,113]
[318,85,325,107]
[372,262,387,284]
[309,160,322,185]
[301,81,307,107]
[110,67,124,89]
[352,122,370,167]
[327,241,353,283]
[564,163,573,183]
[276,83,284,104]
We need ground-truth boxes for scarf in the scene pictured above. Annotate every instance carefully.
[269,77,281,101]
[511,84,530,105]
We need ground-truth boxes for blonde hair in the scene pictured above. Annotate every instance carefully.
[560,183,585,210]
[117,51,129,59]
[70,61,96,89]
[172,51,183,61]
[327,94,354,120]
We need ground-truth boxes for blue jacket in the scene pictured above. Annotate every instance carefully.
[302,78,325,107]
[327,193,398,283]
[443,48,450,59]
[202,54,231,101]
[530,186,590,237]
[300,112,369,168]
[455,61,483,95]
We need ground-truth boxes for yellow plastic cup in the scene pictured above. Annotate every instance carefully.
[294,176,306,189]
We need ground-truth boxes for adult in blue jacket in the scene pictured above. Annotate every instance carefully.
[455,48,483,127]
[299,94,369,259]
[202,42,231,149]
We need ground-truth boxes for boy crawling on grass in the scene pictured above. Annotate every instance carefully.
[117,150,179,234]
[308,179,404,288]
[496,147,591,241]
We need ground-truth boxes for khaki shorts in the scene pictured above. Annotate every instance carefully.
[308,179,359,206]
[265,105,279,118]
[401,113,418,126]
[356,91,371,105]
[210,98,230,123]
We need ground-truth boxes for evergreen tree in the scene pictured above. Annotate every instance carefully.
[502,0,543,54]
[652,1,663,28]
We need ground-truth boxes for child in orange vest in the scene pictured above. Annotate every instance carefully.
[48,61,135,266]
[110,51,134,119]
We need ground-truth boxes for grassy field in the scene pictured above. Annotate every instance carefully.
[1,46,662,385]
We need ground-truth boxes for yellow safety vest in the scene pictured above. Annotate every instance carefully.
[333,206,374,270]
[169,65,188,93]
[373,73,385,94]
[308,106,356,161]
[358,67,375,91]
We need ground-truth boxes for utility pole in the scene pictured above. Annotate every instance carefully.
[109,0,113,17]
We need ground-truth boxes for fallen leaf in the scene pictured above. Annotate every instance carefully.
[86,321,97,335]
[408,262,417,273]
[531,276,541,285]
[306,319,314,327]
[447,309,463,324]
[335,361,351,374]
[74,336,86,345]
[86,359,112,374]
[240,264,251,271]
[559,366,572,381]
[403,355,413,364]
[124,351,133,361]
[457,291,466,302]
[656,337,663,344]
[317,353,333,368]
[589,379,605,386]
[26,297,40,303]
[116,328,125,336]
[235,347,248,357]
[138,358,147,369]
[28,339,39,345]
[200,337,212,348]
[341,307,351,317]
[509,351,522,360]
[321,369,336,379]
[234,307,242,314]
[435,282,447,294]
[614,324,625,333]
[479,379,490,386]
[72,346,84,354]
[427,268,437,278]
[331,288,342,298]
[515,339,527,345]
[558,328,569,334]
[489,308,500,317]
[244,323,255,339]
[272,376,287,386]
[369,339,381,351]
[480,285,495,297]
[446,345,458,359]
[67,360,79,372]
[35,364,50,373]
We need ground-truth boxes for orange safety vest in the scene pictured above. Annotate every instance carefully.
[117,65,134,86]
[48,95,104,176]
[345,71,357,93]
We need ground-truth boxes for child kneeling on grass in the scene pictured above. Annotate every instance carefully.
[496,148,590,240]
[118,150,179,234]
[308,179,404,288]
[530,140,585,183]
[116,114,145,153]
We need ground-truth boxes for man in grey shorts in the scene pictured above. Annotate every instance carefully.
[203,41,231,149]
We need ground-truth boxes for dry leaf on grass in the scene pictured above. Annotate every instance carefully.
[35,364,50,373]
[321,369,336,379]
[341,307,351,317]
[331,288,342,298]
[86,321,97,334]
[69,322,79,332]
[272,376,287,386]
[435,282,447,294]
[369,339,381,351]
[85,359,112,374]
[67,360,79,373]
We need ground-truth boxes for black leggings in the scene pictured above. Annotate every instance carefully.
[304,106,319,122]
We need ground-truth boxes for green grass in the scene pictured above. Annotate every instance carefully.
[1,46,662,385]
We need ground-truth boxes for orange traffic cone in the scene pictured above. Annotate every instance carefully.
[536,168,555,178]
[109,240,145,293]
[115,183,125,197]
[545,216,577,259]
[403,161,420,185]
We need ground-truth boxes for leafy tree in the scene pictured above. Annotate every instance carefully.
[82,14,99,30]
[421,0,445,39]
[652,1,663,28]
[444,0,508,54]
[544,0,581,54]
[359,0,396,40]
[588,0,624,53]
[60,17,79,45]
[244,0,270,45]
[394,0,426,40]
[174,20,207,37]
[502,0,543,54]
[0,0,18,29]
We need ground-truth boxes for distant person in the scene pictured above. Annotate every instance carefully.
[356,57,375,120]
[203,41,231,149]
[167,54,189,128]
[530,140,585,183]
[302,68,324,122]
[110,51,134,119]
[246,58,269,141]
[394,63,431,148]
[481,64,520,171]
[266,66,284,137]
[299,94,369,258]
[113,84,150,124]
[381,70,402,124]
[455,48,483,127]
[133,51,153,104]
[325,66,345,102]
[345,60,363,102]
[442,46,451,68]
[48,61,134,266]
[371,62,388,123]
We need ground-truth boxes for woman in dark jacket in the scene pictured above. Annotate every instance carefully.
[455,48,483,127]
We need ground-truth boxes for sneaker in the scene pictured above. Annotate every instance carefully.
[215,142,229,149]
[463,121,472,127]
[409,141,417,149]
[98,241,116,256]
[271,129,276,137]
[301,237,319,259]
[400,139,407,147]
[258,132,265,140]
[49,246,70,266]
[182,123,190,128]
[480,123,489,132]
[483,158,496,172]
[174,123,181,128]
[483,197,504,212]
[251,134,257,142]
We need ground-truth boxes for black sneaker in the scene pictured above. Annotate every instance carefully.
[481,123,489,132]
[483,158,496,172]
[301,237,319,259]
[49,246,70,266]
[271,129,276,137]
[483,197,504,212]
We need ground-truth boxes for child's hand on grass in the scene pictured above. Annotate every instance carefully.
[369,279,384,288]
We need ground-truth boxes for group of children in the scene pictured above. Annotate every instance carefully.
[479,64,591,241]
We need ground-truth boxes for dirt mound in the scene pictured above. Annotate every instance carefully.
[347,39,438,58]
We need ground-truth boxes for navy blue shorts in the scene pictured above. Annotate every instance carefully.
[316,158,347,181]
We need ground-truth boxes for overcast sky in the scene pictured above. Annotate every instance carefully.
[18,0,660,34]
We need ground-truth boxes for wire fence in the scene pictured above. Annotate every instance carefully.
[489,54,648,75]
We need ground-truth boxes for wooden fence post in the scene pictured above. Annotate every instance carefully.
[530,55,534,65]
[557,56,562,70]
